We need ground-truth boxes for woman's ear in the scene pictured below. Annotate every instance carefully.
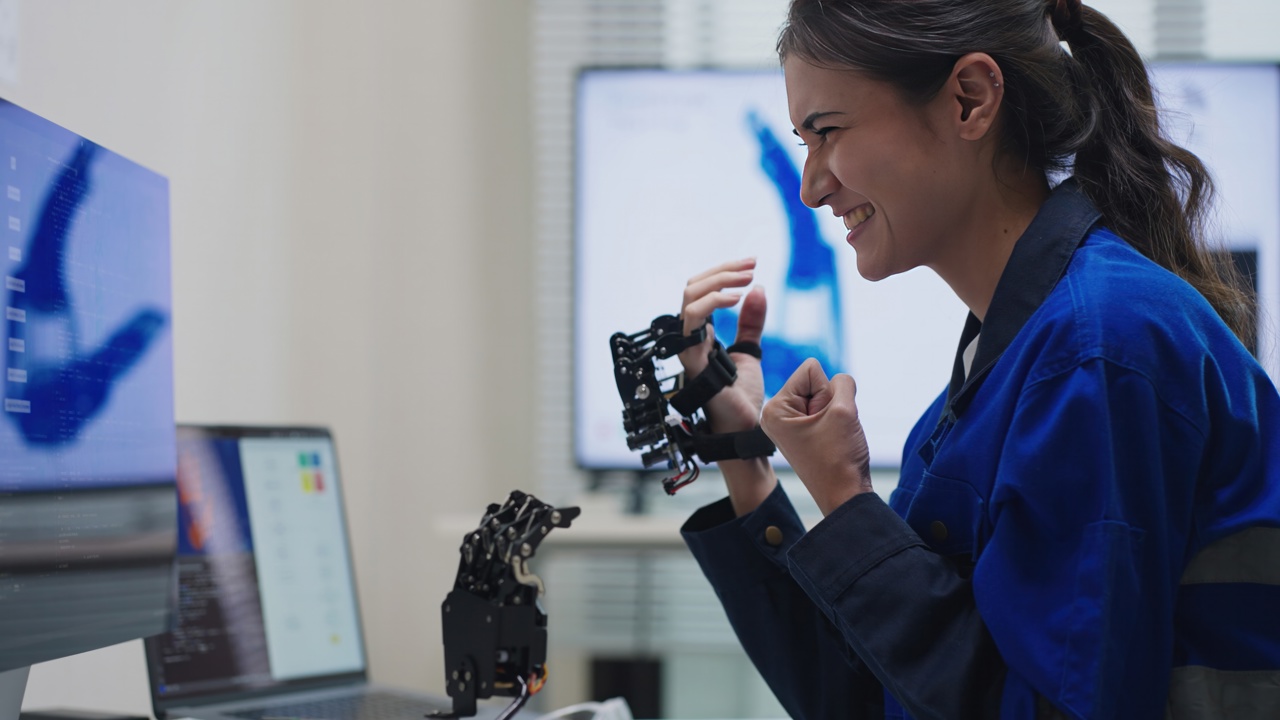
[949,52,1003,140]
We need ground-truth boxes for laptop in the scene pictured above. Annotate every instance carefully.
[144,425,495,720]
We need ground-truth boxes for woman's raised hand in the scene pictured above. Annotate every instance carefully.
[678,258,768,434]
[760,358,874,515]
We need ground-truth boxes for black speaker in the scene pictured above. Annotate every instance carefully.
[590,657,662,719]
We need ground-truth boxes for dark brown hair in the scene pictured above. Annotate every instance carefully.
[778,0,1256,347]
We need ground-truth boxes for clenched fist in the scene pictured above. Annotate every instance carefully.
[760,358,874,515]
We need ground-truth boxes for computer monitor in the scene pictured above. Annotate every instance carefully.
[0,98,177,717]
[573,63,1280,471]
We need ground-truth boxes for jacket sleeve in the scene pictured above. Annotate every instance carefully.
[682,483,886,720]
[786,492,1008,719]
[685,486,1013,720]
[785,358,1200,719]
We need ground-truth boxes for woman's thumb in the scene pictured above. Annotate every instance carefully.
[733,286,767,348]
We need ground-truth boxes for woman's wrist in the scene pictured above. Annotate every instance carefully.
[812,482,867,517]
[718,456,777,517]
[704,397,763,435]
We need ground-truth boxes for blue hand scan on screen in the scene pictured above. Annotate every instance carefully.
[1,98,175,492]
[5,142,167,446]
[713,109,845,395]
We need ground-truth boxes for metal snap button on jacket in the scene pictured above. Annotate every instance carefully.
[930,521,949,542]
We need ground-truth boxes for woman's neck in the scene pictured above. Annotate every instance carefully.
[928,169,1050,322]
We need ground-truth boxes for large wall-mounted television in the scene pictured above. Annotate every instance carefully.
[573,64,1280,471]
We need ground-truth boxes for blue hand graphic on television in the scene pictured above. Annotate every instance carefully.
[713,110,845,394]
[5,142,168,446]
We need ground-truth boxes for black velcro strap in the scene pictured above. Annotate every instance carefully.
[726,340,762,359]
[670,342,736,416]
[652,315,707,358]
[692,426,776,462]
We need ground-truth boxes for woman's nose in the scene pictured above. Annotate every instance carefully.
[799,153,835,209]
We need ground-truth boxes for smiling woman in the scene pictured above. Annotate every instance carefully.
[671,0,1280,718]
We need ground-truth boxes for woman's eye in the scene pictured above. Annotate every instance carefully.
[798,127,834,147]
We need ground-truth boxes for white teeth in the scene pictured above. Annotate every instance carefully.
[845,205,875,230]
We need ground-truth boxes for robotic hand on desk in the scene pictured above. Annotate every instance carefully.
[610,314,775,495]
[434,491,580,720]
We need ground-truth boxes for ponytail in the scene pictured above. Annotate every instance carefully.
[1063,1,1256,347]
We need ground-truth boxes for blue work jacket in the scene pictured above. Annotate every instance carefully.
[682,179,1280,719]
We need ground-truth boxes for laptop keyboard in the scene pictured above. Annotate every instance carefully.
[227,691,449,720]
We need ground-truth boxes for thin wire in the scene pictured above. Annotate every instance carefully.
[494,676,530,720]
[529,665,549,695]
[666,461,700,494]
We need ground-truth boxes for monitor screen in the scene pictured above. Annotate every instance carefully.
[573,64,1280,471]
[146,426,367,708]
[0,98,177,672]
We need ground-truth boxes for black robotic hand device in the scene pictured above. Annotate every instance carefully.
[611,314,774,494]
[433,491,580,719]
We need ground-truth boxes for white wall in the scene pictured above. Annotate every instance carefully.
[6,0,534,713]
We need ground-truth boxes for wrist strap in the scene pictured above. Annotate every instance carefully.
[651,314,707,357]
[670,342,736,416]
[691,425,776,463]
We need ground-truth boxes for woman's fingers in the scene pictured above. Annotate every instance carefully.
[685,257,756,287]
[766,358,830,422]
[685,263,753,298]
[683,270,752,315]
[677,259,762,384]
[682,291,744,333]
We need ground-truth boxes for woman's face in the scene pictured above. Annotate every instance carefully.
[784,57,979,282]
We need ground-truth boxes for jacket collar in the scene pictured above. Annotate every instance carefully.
[944,177,1103,420]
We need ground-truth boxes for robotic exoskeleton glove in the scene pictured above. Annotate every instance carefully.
[610,314,775,494]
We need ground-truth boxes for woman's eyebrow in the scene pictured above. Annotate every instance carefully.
[799,111,845,132]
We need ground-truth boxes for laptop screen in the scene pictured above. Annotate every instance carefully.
[145,425,368,704]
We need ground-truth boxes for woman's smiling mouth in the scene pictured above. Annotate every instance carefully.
[844,204,876,242]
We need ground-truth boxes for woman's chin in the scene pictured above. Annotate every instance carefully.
[854,253,893,283]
